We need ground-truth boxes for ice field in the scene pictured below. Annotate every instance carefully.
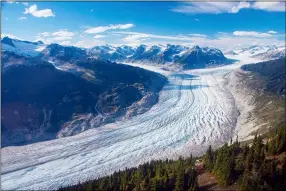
[1,54,262,190]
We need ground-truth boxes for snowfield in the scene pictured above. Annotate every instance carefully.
[2,40,46,57]
[1,54,263,190]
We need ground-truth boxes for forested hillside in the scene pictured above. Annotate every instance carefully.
[203,124,286,190]
[59,156,198,191]
[59,123,286,191]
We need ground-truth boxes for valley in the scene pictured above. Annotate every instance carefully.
[2,2,285,190]
[1,53,265,190]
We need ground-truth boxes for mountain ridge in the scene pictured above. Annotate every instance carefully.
[1,51,167,147]
[2,37,238,69]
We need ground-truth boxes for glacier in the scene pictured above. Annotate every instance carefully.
[1,53,263,190]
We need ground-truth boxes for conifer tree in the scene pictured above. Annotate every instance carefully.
[204,145,214,171]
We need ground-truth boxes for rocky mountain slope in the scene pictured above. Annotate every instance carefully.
[175,46,227,69]
[1,52,167,147]
[241,58,285,97]
[227,58,285,141]
[40,43,88,63]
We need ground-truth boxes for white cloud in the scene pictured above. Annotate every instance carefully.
[58,41,71,46]
[172,2,247,14]
[268,30,278,34]
[53,36,73,41]
[94,35,105,39]
[18,16,27,20]
[233,31,272,38]
[36,37,72,44]
[74,39,106,48]
[22,2,28,6]
[113,31,206,46]
[112,31,284,50]
[50,29,75,41]
[52,29,75,37]
[189,34,207,38]
[24,4,55,18]
[32,29,284,50]
[85,24,134,34]
[35,30,75,43]
[172,2,285,14]
[231,2,250,13]
[122,33,150,45]
[118,32,206,41]
[197,35,284,50]
[38,32,50,37]
[253,2,285,12]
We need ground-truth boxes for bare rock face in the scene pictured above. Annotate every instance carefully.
[227,58,285,142]
[125,93,158,118]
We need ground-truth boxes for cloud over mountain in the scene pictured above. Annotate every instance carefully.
[233,31,273,38]
[85,24,134,34]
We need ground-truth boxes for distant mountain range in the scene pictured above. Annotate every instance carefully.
[2,36,234,69]
[228,45,286,60]
[3,37,285,68]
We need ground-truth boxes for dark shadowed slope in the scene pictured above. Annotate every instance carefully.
[1,53,167,147]
[241,58,285,97]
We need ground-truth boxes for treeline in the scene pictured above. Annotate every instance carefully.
[59,156,197,191]
[204,124,286,190]
[59,125,286,191]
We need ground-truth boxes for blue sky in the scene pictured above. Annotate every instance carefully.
[2,1,285,49]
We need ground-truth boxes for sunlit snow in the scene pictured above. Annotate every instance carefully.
[1,53,262,190]
[2,40,46,57]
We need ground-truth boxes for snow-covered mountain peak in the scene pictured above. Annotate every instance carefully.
[36,40,44,45]
[1,37,252,69]
[1,36,47,57]
[188,46,223,56]
[2,37,15,47]
[229,45,285,61]
[190,45,202,51]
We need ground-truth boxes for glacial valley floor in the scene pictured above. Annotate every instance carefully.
[1,54,263,190]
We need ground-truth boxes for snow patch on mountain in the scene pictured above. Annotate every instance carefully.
[230,45,285,61]
[2,37,46,57]
[252,46,285,60]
